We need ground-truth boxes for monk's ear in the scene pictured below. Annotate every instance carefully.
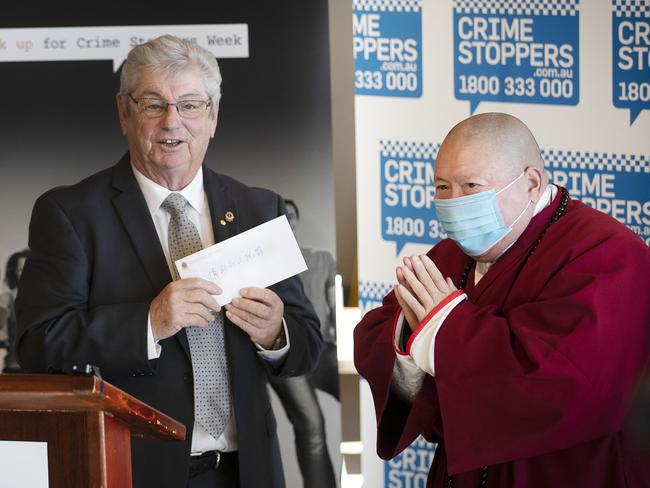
[524,166,543,203]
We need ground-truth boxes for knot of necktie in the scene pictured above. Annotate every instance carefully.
[161,192,189,218]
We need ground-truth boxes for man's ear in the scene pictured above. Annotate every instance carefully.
[209,101,219,138]
[116,94,129,136]
[525,166,544,203]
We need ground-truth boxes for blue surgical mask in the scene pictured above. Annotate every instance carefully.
[434,173,530,256]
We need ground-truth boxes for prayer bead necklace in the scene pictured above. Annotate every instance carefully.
[448,187,570,488]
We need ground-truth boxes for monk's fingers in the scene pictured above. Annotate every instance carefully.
[409,255,439,298]
[402,256,414,272]
[399,264,434,310]
[396,267,415,295]
[446,277,456,289]
[393,284,407,312]
[396,266,406,286]
[393,266,406,289]
[395,283,426,322]
[394,285,420,331]
[421,255,454,293]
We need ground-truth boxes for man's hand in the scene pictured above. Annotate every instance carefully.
[149,278,222,341]
[225,288,284,349]
[394,255,457,331]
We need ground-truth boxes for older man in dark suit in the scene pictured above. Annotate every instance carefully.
[16,35,322,488]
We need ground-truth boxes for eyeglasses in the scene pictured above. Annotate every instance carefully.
[127,94,212,119]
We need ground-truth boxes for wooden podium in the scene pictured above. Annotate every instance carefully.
[0,374,186,487]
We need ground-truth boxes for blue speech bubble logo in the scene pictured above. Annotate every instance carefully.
[380,141,446,255]
[543,149,650,245]
[384,436,436,486]
[612,3,650,125]
[353,0,423,98]
[453,0,580,114]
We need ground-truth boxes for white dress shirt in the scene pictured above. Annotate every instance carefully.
[132,164,289,454]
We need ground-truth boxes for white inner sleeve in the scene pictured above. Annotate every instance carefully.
[391,311,426,403]
[409,294,467,376]
[390,294,467,401]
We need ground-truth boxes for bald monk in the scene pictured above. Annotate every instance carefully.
[354,113,650,487]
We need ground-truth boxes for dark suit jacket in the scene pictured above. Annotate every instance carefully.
[15,154,323,488]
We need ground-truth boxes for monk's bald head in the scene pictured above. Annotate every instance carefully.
[439,113,544,180]
[434,113,548,262]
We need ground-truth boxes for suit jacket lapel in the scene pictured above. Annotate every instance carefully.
[203,167,240,244]
[111,154,172,296]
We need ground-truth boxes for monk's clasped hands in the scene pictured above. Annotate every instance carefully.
[394,254,457,331]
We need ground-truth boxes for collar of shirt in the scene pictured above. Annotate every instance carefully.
[475,184,556,281]
[130,162,215,282]
[131,164,207,217]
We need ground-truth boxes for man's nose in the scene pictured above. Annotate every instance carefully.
[161,103,182,128]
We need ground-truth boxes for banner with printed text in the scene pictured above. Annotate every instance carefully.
[354,0,650,486]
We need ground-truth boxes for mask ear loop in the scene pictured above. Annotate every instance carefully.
[509,199,532,228]
[494,170,533,246]
[495,171,526,196]
[495,170,533,227]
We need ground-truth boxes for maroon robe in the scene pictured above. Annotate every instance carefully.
[354,190,650,487]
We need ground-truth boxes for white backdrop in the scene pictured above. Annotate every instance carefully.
[353,0,650,486]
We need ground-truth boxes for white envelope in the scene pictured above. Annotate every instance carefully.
[175,215,307,305]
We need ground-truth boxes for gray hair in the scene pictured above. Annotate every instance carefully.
[119,34,222,103]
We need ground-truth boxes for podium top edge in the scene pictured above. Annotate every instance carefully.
[0,374,186,441]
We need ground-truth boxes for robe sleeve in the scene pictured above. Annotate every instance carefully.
[354,290,444,459]
[435,228,650,474]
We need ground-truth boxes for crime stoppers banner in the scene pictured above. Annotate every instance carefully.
[354,1,650,486]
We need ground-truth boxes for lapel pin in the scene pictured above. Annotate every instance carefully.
[225,211,235,222]
[220,219,226,226]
